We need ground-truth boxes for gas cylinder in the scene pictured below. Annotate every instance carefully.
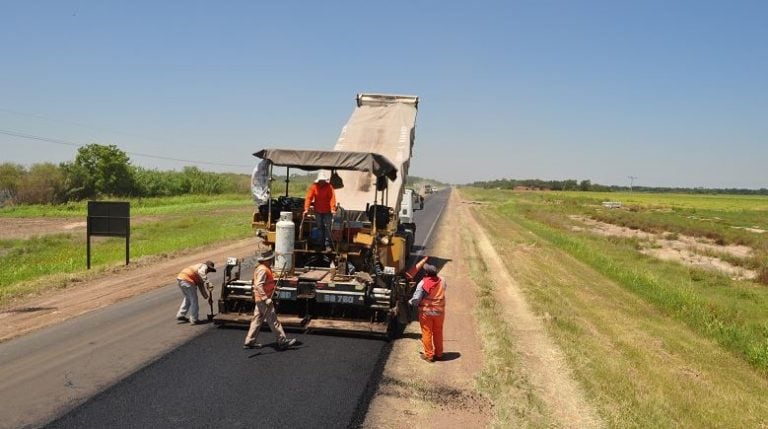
[275,211,295,274]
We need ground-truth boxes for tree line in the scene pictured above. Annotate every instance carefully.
[469,178,768,195]
[0,144,250,205]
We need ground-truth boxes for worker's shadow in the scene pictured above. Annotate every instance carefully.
[246,341,305,358]
[438,351,461,361]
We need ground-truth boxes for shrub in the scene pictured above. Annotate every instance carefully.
[16,163,67,204]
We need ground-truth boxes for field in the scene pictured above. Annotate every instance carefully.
[461,188,768,427]
[0,194,256,306]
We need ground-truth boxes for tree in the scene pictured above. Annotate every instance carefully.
[62,144,135,199]
[579,179,592,191]
[0,163,25,204]
[16,163,66,204]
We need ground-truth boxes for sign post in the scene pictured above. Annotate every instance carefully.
[86,201,130,269]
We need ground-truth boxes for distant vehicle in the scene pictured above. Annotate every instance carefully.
[400,188,424,250]
[423,184,433,194]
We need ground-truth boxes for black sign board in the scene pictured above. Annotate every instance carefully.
[87,201,130,269]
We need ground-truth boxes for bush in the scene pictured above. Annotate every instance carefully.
[0,163,25,204]
[16,163,67,204]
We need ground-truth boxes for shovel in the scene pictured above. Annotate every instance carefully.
[206,281,215,322]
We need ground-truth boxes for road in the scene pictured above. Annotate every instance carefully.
[0,189,450,429]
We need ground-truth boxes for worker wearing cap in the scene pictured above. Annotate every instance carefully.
[176,261,215,324]
[244,250,297,350]
[409,263,446,362]
[303,171,337,251]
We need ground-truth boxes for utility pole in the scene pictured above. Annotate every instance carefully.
[628,176,637,192]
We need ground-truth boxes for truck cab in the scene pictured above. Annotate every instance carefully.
[398,188,423,255]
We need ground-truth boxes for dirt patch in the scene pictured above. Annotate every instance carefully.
[0,208,247,240]
[0,216,164,240]
[732,226,766,234]
[571,215,756,280]
[0,217,87,240]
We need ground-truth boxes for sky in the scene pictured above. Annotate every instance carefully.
[1,1,766,189]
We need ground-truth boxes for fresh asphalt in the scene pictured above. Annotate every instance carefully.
[42,189,450,429]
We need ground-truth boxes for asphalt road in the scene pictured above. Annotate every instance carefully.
[0,189,450,429]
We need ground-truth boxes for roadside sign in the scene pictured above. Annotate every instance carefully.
[86,201,130,269]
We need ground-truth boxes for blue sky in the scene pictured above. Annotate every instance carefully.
[1,1,766,188]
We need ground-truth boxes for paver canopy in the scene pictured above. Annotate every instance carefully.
[253,149,398,180]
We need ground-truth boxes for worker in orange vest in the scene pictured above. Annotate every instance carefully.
[176,261,215,324]
[303,171,337,251]
[244,250,297,350]
[409,263,446,362]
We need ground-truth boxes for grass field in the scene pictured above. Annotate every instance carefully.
[0,194,256,305]
[461,188,768,427]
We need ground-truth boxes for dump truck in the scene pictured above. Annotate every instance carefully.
[215,93,424,338]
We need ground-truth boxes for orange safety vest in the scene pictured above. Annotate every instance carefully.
[254,264,276,302]
[419,276,445,316]
[177,264,204,286]
[304,182,337,213]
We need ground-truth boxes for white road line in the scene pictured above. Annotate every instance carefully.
[415,191,449,256]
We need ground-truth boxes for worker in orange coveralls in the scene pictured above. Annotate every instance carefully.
[243,250,297,350]
[175,261,214,324]
[409,263,446,362]
[303,171,337,250]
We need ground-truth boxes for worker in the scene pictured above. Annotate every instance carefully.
[244,250,297,350]
[176,260,215,324]
[303,171,337,251]
[409,263,446,362]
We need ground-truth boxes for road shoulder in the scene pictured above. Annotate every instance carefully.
[363,189,491,428]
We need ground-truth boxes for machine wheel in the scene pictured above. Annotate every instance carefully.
[386,316,407,341]
[386,301,411,341]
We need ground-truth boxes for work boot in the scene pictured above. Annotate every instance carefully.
[278,338,297,350]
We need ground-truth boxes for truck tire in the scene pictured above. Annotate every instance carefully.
[405,229,415,253]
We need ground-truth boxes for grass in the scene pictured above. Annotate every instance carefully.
[0,195,255,305]
[0,193,253,218]
[461,187,768,427]
[463,221,551,428]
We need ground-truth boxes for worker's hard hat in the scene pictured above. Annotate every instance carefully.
[205,260,217,272]
[423,263,438,275]
[257,250,275,262]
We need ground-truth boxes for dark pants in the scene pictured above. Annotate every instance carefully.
[316,212,333,247]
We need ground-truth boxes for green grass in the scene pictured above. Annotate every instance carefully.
[0,195,255,304]
[464,188,768,372]
[460,188,768,427]
[0,193,253,217]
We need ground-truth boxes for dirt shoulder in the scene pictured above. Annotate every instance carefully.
[363,189,491,428]
[0,238,260,343]
[363,189,602,428]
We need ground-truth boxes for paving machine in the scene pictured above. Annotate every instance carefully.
[215,93,424,338]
